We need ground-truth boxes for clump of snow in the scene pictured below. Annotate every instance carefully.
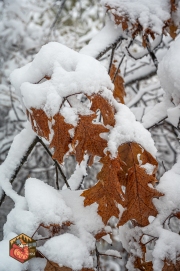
[10,42,113,117]
[80,20,126,58]
[39,233,93,270]
[158,36,180,106]
[143,37,180,128]
[3,208,39,239]
[25,178,73,226]
[153,230,180,271]
[102,0,171,35]
[108,102,157,157]
[141,163,156,175]
[105,249,121,258]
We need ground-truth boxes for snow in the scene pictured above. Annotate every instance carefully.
[108,102,157,157]
[142,97,174,129]
[80,20,126,58]
[141,163,156,175]
[25,178,73,226]
[39,233,93,270]
[143,36,180,128]
[1,178,105,270]
[158,36,180,106]
[62,155,88,190]
[105,249,121,258]
[10,42,113,118]
[0,122,36,207]
[102,0,171,35]
[153,230,180,271]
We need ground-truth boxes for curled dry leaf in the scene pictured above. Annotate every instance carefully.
[90,94,115,126]
[72,114,109,164]
[109,63,125,104]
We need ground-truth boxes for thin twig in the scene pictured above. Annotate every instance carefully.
[146,36,158,69]
[112,39,133,83]
[9,86,20,121]
[96,36,124,60]
[37,138,70,189]
[108,44,116,74]
[50,0,67,31]
[55,163,60,190]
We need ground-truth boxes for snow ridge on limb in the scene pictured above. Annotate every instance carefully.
[0,122,37,207]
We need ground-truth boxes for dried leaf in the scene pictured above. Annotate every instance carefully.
[90,95,115,126]
[45,261,72,271]
[169,22,178,39]
[82,153,124,224]
[27,108,51,140]
[118,165,162,226]
[94,229,108,240]
[72,114,109,163]
[50,114,73,164]
[162,260,180,271]
[109,64,125,104]
[134,257,153,271]
[45,261,94,271]
[118,142,158,176]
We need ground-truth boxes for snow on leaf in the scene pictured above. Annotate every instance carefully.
[118,142,158,177]
[103,0,179,45]
[72,114,109,164]
[90,94,115,126]
[118,165,162,227]
[50,114,74,164]
[82,152,124,224]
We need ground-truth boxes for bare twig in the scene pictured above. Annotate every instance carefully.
[112,39,133,83]
[146,36,158,69]
[37,138,70,189]
[50,0,67,31]
[55,163,60,190]
[108,44,116,74]
[96,36,124,60]
[9,86,20,121]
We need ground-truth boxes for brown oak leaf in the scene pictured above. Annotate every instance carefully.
[72,114,109,163]
[134,257,153,271]
[90,95,115,126]
[118,142,158,177]
[45,261,94,271]
[162,260,180,271]
[82,153,124,224]
[50,114,73,164]
[109,64,125,104]
[27,108,51,140]
[118,165,162,226]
